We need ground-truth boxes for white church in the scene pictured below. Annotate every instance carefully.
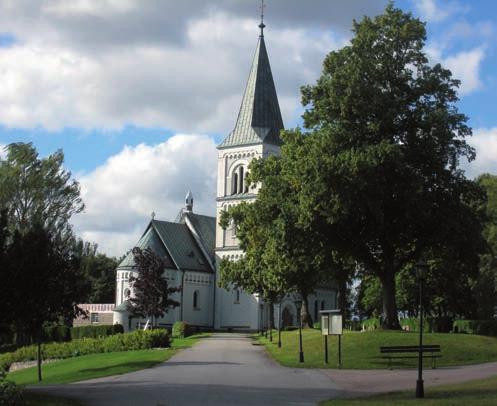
[112,22,337,332]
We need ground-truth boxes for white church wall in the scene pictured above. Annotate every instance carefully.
[181,272,214,327]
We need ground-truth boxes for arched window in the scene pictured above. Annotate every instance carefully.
[234,289,240,304]
[314,300,319,321]
[244,171,250,193]
[321,300,325,311]
[238,166,244,194]
[193,290,200,310]
[232,173,238,195]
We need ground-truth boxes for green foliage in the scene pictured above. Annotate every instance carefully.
[172,321,193,339]
[288,4,486,329]
[70,324,124,340]
[42,325,71,343]
[361,318,381,331]
[0,142,84,238]
[75,241,118,303]
[0,329,170,373]
[0,372,24,406]
[453,320,497,336]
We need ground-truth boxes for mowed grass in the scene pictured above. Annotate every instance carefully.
[320,374,497,405]
[7,334,208,386]
[257,329,497,369]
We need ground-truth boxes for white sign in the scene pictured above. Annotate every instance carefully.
[321,311,343,335]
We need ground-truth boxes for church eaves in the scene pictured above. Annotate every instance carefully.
[218,33,284,149]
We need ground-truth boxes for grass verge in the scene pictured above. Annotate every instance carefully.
[7,333,209,386]
[320,374,497,405]
[257,329,497,369]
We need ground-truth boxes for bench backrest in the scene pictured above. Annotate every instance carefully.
[380,345,441,353]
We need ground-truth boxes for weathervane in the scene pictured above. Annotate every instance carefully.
[259,0,266,37]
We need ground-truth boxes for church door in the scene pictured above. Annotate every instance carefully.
[282,306,294,327]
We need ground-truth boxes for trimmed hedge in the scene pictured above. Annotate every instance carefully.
[453,320,497,336]
[70,324,124,340]
[172,321,193,339]
[42,325,71,343]
[0,329,169,373]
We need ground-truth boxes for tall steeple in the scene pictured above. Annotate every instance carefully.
[218,13,284,149]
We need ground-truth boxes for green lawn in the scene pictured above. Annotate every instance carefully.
[7,334,208,386]
[257,329,497,369]
[320,374,497,405]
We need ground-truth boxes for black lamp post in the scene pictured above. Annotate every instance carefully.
[416,259,428,399]
[295,299,304,363]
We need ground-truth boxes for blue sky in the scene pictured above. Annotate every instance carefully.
[0,0,495,255]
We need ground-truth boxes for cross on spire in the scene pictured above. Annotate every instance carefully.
[259,0,266,37]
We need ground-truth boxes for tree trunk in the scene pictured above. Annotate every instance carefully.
[37,337,42,382]
[301,295,314,328]
[338,277,348,318]
[380,272,401,330]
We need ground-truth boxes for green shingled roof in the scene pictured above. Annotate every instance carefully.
[151,220,212,273]
[117,217,214,273]
[182,212,216,262]
[118,226,171,269]
[218,35,284,149]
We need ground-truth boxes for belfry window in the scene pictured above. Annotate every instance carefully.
[238,166,244,194]
[232,173,238,195]
[193,290,200,310]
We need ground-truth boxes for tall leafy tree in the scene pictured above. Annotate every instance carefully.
[75,240,118,303]
[473,174,497,318]
[291,5,485,328]
[129,247,180,327]
[3,225,88,381]
[0,143,84,243]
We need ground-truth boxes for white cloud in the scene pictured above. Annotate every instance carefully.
[414,0,466,23]
[71,134,217,256]
[0,0,383,132]
[426,46,486,96]
[0,144,6,160]
[464,128,497,178]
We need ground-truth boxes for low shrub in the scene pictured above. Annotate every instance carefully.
[0,329,169,373]
[313,321,321,330]
[361,318,381,331]
[399,317,431,333]
[0,372,24,406]
[70,324,124,340]
[172,321,193,339]
[42,325,71,343]
[453,320,497,336]
[345,320,362,331]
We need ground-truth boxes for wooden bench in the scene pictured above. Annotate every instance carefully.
[380,345,441,369]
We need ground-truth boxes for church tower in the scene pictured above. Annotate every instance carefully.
[214,17,284,330]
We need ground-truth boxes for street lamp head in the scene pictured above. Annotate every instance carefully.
[416,259,428,280]
[294,299,303,311]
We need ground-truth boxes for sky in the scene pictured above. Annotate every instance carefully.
[0,0,496,256]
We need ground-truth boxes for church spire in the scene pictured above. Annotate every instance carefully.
[218,9,284,149]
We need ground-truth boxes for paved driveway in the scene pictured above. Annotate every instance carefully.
[30,334,341,406]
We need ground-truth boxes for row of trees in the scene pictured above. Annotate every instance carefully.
[220,5,493,329]
[0,143,119,380]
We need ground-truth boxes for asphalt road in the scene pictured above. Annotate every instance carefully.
[30,334,341,406]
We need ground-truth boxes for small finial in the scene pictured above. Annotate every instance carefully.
[259,0,266,37]
[151,211,156,220]
[185,190,193,212]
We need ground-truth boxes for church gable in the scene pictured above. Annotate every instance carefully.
[118,225,175,270]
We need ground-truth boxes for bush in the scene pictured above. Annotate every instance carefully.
[172,321,192,338]
[0,374,24,406]
[70,324,124,340]
[345,320,362,331]
[399,317,430,333]
[42,325,71,343]
[361,318,381,331]
[453,320,497,336]
[313,321,321,330]
[0,329,169,373]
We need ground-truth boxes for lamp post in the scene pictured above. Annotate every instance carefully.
[295,299,304,363]
[416,259,428,399]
